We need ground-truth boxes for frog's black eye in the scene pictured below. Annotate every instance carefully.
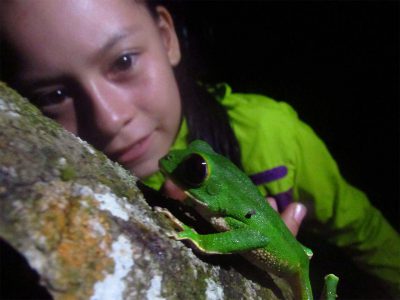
[173,153,209,188]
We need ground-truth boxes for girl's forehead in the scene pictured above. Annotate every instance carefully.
[1,0,156,74]
[1,0,152,39]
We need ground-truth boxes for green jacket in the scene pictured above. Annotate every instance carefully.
[144,84,400,295]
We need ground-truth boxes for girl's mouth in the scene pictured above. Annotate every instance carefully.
[115,132,153,165]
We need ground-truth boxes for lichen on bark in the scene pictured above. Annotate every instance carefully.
[0,82,288,299]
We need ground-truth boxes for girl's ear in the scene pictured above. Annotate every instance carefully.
[156,6,181,66]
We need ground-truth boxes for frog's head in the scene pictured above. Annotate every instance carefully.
[159,140,215,192]
[160,140,259,214]
[160,140,236,210]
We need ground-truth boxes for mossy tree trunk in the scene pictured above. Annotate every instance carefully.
[0,82,291,299]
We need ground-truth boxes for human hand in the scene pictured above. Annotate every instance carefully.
[162,180,307,237]
[266,197,306,237]
[162,179,187,201]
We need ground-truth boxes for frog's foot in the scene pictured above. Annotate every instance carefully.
[320,273,339,300]
[155,207,202,244]
[155,207,185,231]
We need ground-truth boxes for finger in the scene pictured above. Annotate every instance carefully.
[280,203,307,237]
[162,179,187,201]
[266,197,278,211]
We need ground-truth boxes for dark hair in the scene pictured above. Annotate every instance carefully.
[145,1,243,168]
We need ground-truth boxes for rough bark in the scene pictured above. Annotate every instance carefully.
[0,82,291,299]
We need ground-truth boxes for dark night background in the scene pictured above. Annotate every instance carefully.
[171,1,400,228]
[1,1,398,299]
[170,1,399,228]
[168,1,399,298]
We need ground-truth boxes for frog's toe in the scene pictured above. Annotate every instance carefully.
[155,207,186,231]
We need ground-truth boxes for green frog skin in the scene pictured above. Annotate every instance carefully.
[158,140,338,300]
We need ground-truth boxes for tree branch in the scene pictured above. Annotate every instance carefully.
[0,82,289,299]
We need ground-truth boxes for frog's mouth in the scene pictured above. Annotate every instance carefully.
[159,154,188,194]
[159,166,189,198]
[158,162,169,178]
[158,153,177,176]
[159,155,203,202]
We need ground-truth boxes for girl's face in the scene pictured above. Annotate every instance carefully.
[1,0,182,179]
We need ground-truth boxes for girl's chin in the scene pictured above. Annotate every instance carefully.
[124,158,160,179]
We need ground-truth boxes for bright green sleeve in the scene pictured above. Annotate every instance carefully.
[221,87,400,295]
[292,113,400,295]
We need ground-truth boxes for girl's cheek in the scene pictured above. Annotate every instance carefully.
[50,105,79,135]
[59,116,78,135]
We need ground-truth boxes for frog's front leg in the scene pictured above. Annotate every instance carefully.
[178,225,270,254]
[177,225,268,254]
[157,207,269,254]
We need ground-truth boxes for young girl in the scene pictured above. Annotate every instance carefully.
[1,0,399,297]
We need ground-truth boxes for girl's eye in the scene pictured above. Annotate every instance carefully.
[111,53,136,72]
[33,88,71,107]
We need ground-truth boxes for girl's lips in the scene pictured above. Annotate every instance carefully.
[116,133,153,164]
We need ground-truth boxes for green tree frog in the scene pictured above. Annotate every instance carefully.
[158,140,338,300]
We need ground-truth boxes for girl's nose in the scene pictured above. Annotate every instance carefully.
[83,79,135,138]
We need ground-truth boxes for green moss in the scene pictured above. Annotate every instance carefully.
[60,165,76,181]
[0,81,63,134]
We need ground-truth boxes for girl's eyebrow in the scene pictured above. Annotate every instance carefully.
[99,32,129,55]
[95,27,140,59]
